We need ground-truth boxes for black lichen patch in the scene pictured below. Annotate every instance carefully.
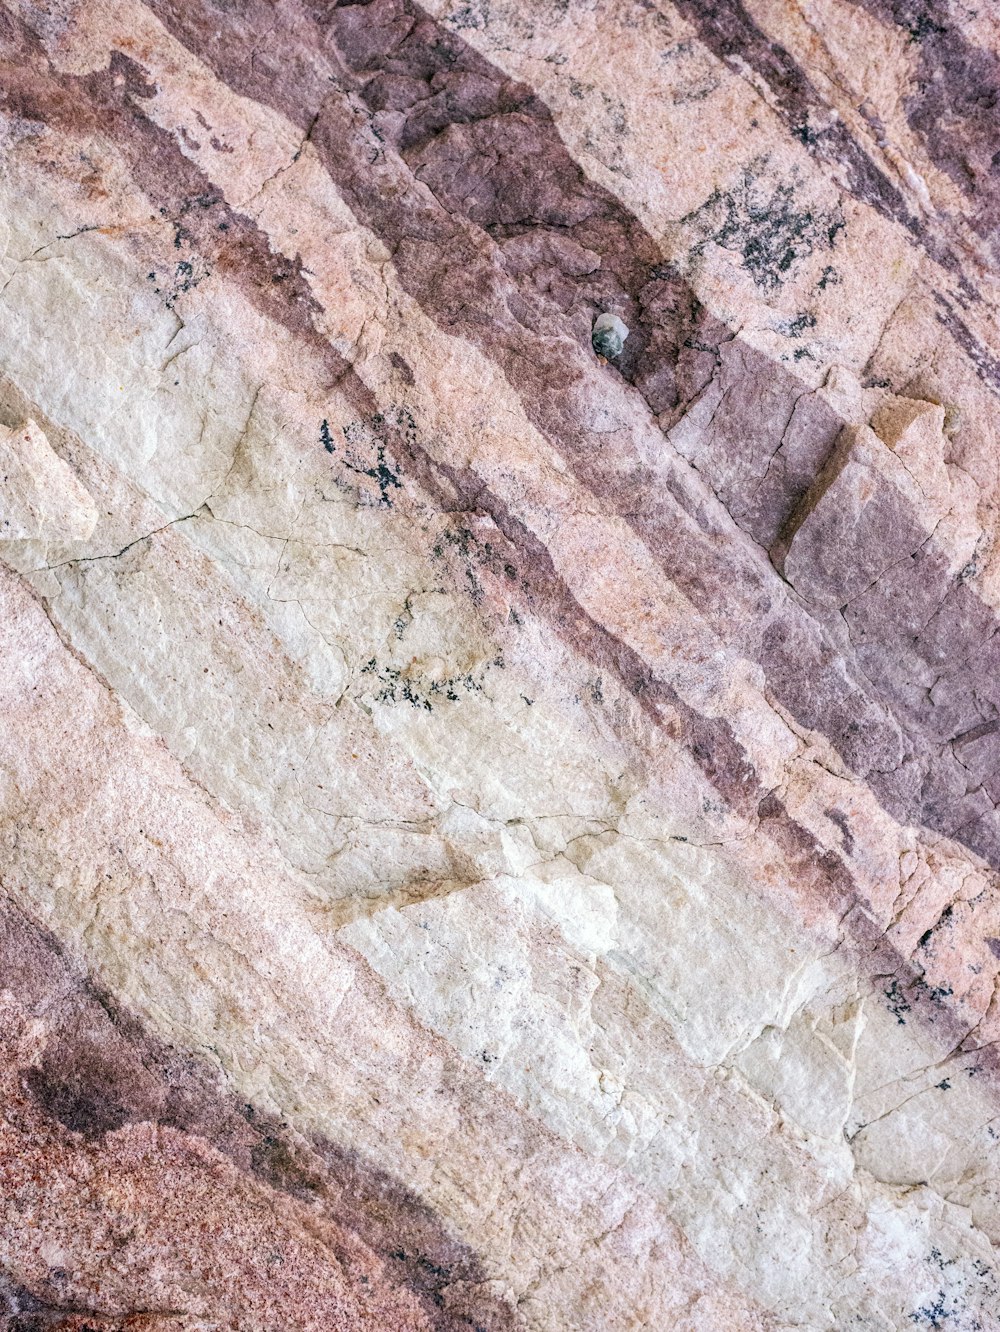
[323,408,412,507]
[884,977,912,1024]
[904,6,947,43]
[782,310,817,339]
[431,521,529,617]
[145,255,211,311]
[816,264,841,292]
[917,903,954,952]
[908,1287,958,1330]
[906,1244,997,1329]
[791,120,821,148]
[684,165,845,291]
[886,969,956,1026]
[445,0,490,31]
[927,981,954,1005]
[360,655,499,711]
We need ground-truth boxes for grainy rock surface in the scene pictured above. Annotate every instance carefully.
[1,1,1000,1328]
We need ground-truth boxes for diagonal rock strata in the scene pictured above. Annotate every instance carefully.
[2,0,1000,1328]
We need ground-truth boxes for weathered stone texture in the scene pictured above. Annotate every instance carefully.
[2,0,1000,1328]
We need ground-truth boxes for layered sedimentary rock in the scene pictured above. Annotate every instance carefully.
[1,0,1000,1327]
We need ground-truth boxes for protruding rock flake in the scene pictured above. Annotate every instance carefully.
[2,0,1000,1328]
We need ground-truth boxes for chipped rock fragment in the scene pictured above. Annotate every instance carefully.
[592,312,629,359]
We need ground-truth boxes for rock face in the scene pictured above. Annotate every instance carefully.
[1,1,1000,1328]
